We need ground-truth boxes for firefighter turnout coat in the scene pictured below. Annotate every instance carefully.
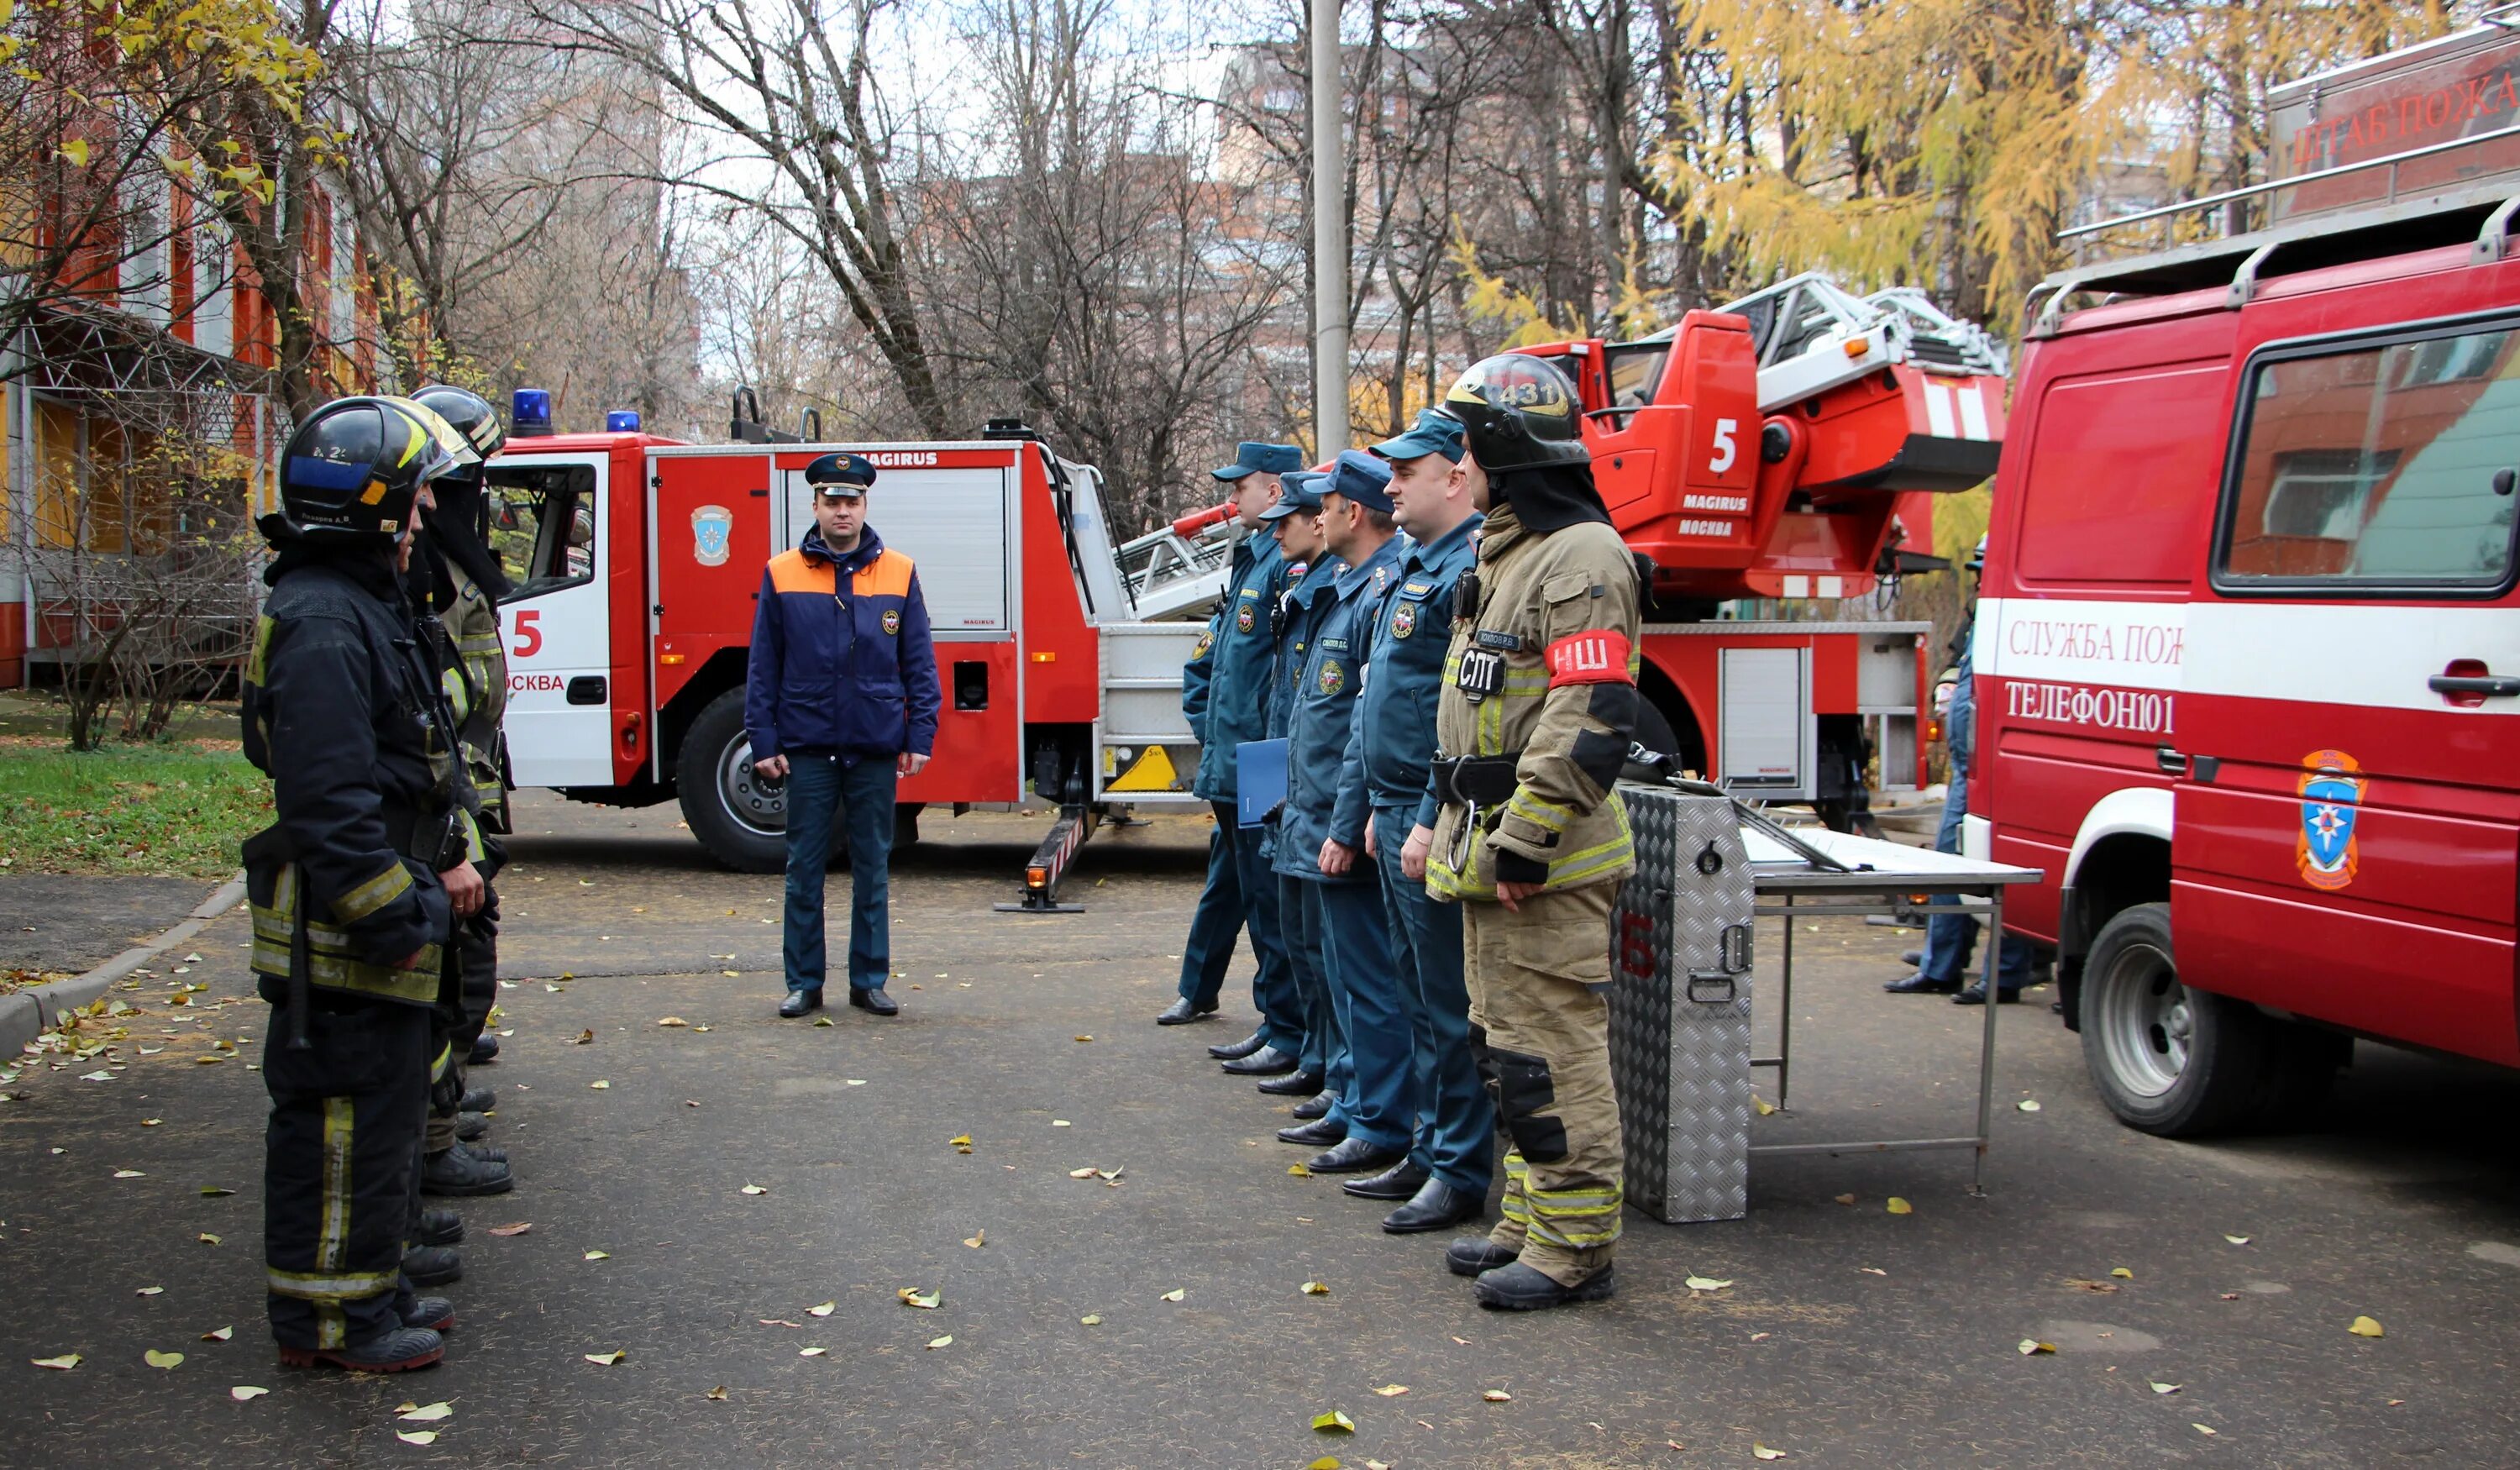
[1424,503,1642,900]
[242,559,463,1005]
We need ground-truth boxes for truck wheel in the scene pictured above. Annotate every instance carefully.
[678,690,788,874]
[2078,902,2269,1137]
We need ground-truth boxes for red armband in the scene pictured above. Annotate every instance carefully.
[1546,629,1633,686]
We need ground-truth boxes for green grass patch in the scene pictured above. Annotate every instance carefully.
[0,747,271,877]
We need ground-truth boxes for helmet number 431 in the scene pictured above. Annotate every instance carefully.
[1707,417,1739,475]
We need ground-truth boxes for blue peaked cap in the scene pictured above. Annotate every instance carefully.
[1258,468,1328,520]
[1322,449,1394,513]
[1212,441,1306,481]
[1369,408,1467,465]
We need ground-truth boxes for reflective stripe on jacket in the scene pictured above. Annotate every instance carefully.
[1424,505,1642,901]
[744,526,939,760]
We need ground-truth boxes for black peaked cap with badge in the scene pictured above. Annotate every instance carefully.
[805,453,878,495]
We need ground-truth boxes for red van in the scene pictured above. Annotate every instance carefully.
[1977,21,2520,1134]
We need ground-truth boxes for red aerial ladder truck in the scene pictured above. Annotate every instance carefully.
[484,277,2008,895]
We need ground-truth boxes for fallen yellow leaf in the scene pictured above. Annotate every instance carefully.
[30,1354,79,1370]
[964,1231,986,1248]
[584,1350,626,1365]
[1079,1314,1102,1326]
[573,1029,594,1045]
[1308,1459,1341,1470]
[144,1349,183,1369]
[1288,1163,1312,1177]
[2110,1267,2133,1278]
[1311,1409,1356,1433]
[2018,1339,2056,1356]
[202,1327,234,1341]
[1753,1096,1777,1116]
[1685,1276,1732,1292]
[1886,1198,1913,1215]
[197,1233,222,1246]
[583,1250,610,1261]
[2349,1315,2385,1338]
[2193,1424,2218,1436]
[949,1135,973,1147]
[1373,1383,1409,1396]
[2150,1382,2181,1395]
[1160,1289,1185,1302]
[1068,1168,1098,1179]
[1753,1446,1787,1461]
[1483,1389,1513,1402]
[799,1347,827,1357]
[898,1288,940,1310]
[1300,1281,1330,1296]
[230,1384,267,1400]
[741,1184,768,1195]
[396,1431,438,1446]
[925,1335,953,1350]
[589,1080,611,1089]
[809,1301,837,1316]
[398,1401,453,1421]
[706,1385,728,1401]
[2224,1234,2251,1245]
[659,1017,689,1027]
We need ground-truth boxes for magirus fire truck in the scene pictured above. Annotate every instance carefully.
[1977,16,2520,1134]
[483,274,2009,899]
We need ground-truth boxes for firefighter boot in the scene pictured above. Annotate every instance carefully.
[459,1086,495,1113]
[402,1245,463,1288]
[1473,1261,1618,1310]
[278,1326,444,1373]
[414,1208,464,1247]
[403,1297,455,1332]
[1446,1238,1518,1277]
[445,1138,506,1165]
[421,1145,512,1196]
[454,1111,489,1142]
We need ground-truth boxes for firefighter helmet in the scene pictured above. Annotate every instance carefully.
[268,398,459,543]
[412,385,506,463]
[1435,353,1590,475]
[1967,535,1986,573]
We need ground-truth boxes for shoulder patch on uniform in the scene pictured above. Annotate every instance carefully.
[1390,601,1419,639]
[1475,629,1523,651]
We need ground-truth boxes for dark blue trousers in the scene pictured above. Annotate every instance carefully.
[1176,808,1242,1009]
[1373,806,1494,1194]
[1224,814,1303,1052]
[1919,774,2032,990]
[1282,870,1342,1092]
[780,754,896,995]
[1317,869,1415,1152]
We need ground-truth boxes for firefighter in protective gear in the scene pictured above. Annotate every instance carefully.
[406,384,518,1202]
[243,396,483,1371]
[1420,354,1641,1310]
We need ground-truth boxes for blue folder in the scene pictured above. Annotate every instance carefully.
[1234,738,1289,827]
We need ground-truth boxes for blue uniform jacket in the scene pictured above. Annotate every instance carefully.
[1336,512,1482,841]
[745,526,939,762]
[1190,535,1295,800]
[1279,536,1404,879]
[1266,555,1334,744]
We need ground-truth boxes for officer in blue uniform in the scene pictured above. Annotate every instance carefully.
[1278,452,1412,1176]
[1179,443,1314,1076]
[1248,471,1339,1108]
[1333,410,1494,1232]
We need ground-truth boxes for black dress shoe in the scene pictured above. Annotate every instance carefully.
[1256,1069,1324,1096]
[1156,996,1219,1026]
[1221,1044,1299,1077]
[1342,1159,1431,1201]
[1386,1179,1484,1234]
[779,990,823,1018]
[1446,1237,1518,1276]
[1883,973,1961,995]
[1307,1137,1407,1173]
[1277,1116,1347,1147]
[850,987,899,1016]
[1899,948,1924,967]
[1473,1261,1615,1310]
[1953,986,2023,1005]
[1289,1090,1334,1121]
[1208,1029,1268,1060]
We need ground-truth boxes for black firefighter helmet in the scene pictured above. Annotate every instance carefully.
[412,384,507,474]
[265,397,459,544]
[1434,353,1591,475]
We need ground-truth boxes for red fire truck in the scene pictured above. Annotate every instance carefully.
[484,274,2006,893]
[1977,18,2520,1134]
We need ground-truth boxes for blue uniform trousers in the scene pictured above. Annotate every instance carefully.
[1918,778,2032,990]
[1225,816,1302,1052]
[1373,806,1494,1194]
[1175,808,1243,1009]
[781,754,897,995]
[1317,867,1416,1152]
[1281,871,1345,1095]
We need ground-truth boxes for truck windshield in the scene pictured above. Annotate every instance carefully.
[1605,342,1671,409]
[487,463,597,599]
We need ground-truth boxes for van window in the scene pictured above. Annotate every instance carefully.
[2016,363,2225,585]
[2217,325,2520,592]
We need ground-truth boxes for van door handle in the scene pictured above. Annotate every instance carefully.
[2155,746,2187,776]
[2428,674,2520,698]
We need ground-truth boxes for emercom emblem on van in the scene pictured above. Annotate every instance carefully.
[2297,749,2365,892]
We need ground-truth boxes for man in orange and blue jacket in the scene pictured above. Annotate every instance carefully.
[745,452,939,1021]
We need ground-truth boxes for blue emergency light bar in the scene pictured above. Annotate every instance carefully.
[512,388,554,437]
[607,410,642,432]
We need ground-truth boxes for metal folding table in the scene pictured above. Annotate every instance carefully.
[1743,827,2044,1195]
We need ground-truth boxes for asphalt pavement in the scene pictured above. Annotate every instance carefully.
[3,790,2517,1467]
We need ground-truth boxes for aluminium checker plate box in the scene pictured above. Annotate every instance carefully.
[1609,784,1756,1225]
